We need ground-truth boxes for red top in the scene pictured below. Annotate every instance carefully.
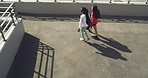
[91,12,98,24]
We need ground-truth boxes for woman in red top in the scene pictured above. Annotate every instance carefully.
[91,5,99,36]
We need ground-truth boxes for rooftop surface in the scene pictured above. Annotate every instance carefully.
[7,16,148,78]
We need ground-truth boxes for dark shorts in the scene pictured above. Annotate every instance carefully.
[92,24,96,26]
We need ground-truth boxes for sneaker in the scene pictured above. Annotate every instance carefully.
[84,38,90,42]
[80,38,84,41]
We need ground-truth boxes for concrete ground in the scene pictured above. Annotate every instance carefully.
[7,16,148,78]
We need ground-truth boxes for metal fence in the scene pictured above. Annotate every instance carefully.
[0,0,148,4]
[0,2,18,41]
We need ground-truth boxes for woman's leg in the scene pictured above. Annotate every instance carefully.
[80,27,85,40]
[84,27,89,40]
[93,25,98,36]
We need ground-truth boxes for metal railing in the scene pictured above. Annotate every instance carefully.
[0,2,18,41]
[0,0,148,4]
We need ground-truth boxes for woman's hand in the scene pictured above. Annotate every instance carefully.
[78,28,80,32]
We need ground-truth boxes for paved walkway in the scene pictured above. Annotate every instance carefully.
[7,16,148,78]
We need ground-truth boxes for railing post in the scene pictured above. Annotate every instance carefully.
[12,3,18,21]
[55,0,57,2]
[128,0,130,4]
[146,0,148,4]
[37,0,39,2]
[1,0,3,2]
[73,0,75,2]
[109,0,112,3]
[91,0,93,3]
[11,14,16,26]
[19,0,21,2]
[0,27,6,41]
[10,9,16,26]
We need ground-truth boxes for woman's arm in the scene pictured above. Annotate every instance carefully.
[79,14,85,28]
[79,15,82,28]
[90,12,93,19]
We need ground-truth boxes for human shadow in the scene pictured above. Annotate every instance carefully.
[86,42,127,61]
[7,33,55,78]
[92,35,132,53]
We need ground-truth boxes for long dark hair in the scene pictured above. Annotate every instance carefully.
[81,7,90,25]
[92,5,100,18]
[81,7,87,14]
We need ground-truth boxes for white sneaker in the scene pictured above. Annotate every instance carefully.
[80,38,84,41]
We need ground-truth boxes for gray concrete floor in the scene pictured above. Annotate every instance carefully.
[7,16,148,78]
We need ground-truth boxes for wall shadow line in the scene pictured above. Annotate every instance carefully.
[35,42,55,78]
[7,33,55,78]
[18,13,148,24]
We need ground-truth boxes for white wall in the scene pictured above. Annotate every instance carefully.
[15,2,148,17]
[0,19,24,78]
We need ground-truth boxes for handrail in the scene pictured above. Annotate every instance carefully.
[2,20,11,32]
[0,2,18,41]
[0,7,13,9]
[0,7,14,27]
[0,13,11,27]
[0,12,14,14]
[0,3,14,22]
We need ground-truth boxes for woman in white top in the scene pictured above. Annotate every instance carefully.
[78,7,89,41]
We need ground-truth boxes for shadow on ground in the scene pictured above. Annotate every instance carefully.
[7,33,55,78]
[86,34,132,61]
[86,42,128,61]
[92,35,132,53]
